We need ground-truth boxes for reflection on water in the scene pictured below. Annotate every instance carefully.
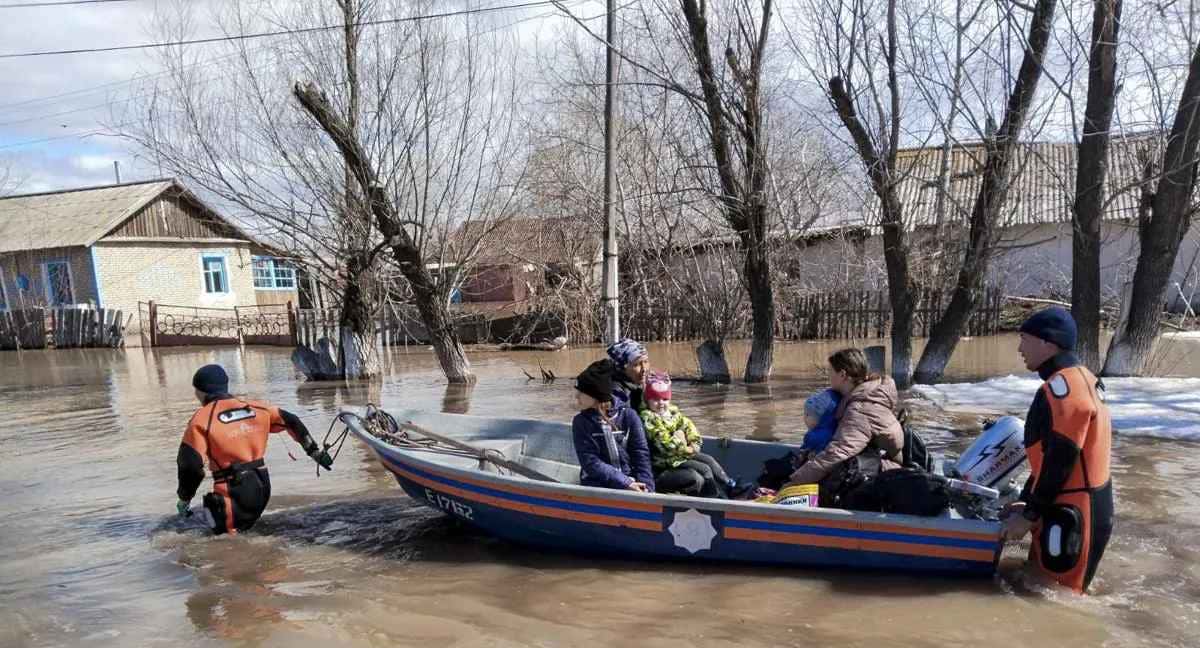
[2,335,1200,647]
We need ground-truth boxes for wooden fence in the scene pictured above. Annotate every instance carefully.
[294,306,492,350]
[0,307,126,350]
[50,307,126,348]
[622,306,715,343]
[0,309,46,350]
[138,286,1005,349]
[622,287,1004,343]
[781,287,1004,341]
[293,308,340,350]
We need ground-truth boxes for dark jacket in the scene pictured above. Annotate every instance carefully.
[611,372,644,414]
[572,407,655,491]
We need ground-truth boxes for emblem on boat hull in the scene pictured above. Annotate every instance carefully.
[669,508,717,554]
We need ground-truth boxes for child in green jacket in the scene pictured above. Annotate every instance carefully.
[640,372,738,498]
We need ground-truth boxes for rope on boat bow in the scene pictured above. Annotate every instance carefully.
[331,404,557,482]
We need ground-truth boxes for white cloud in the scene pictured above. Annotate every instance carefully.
[72,154,118,173]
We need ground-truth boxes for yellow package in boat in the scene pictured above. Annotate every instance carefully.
[773,484,819,507]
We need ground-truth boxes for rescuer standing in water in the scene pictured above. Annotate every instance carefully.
[176,364,333,534]
[1003,308,1114,593]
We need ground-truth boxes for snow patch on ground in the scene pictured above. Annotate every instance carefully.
[912,375,1200,442]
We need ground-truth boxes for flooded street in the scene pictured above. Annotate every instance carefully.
[2,335,1199,647]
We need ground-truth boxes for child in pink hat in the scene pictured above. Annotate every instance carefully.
[638,372,743,498]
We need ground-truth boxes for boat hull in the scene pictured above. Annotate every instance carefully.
[352,415,1002,577]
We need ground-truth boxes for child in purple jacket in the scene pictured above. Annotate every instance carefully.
[571,359,655,492]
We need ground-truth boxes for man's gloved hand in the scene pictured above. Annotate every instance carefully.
[176,498,192,517]
[310,448,334,471]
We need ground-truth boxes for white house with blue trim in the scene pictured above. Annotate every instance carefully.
[0,178,300,346]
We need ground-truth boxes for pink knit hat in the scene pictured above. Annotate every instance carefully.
[644,372,671,402]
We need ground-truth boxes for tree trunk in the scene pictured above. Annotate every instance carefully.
[337,255,380,380]
[696,339,732,384]
[1103,41,1200,376]
[1072,0,1123,372]
[293,81,475,383]
[881,193,916,388]
[828,75,915,386]
[913,0,1058,384]
[742,213,775,383]
[678,0,775,383]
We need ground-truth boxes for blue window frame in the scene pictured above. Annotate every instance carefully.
[43,261,74,306]
[201,255,228,294]
[252,256,296,290]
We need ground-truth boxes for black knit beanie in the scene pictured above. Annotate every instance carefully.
[575,359,614,404]
[192,364,229,395]
[1019,307,1077,351]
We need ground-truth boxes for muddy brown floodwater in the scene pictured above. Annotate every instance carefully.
[2,335,1199,647]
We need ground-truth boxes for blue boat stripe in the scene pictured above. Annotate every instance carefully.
[381,453,663,523]
[724,519,996,550]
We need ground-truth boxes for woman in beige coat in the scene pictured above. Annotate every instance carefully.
[788,348,904,486]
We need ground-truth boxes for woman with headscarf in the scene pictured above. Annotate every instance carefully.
[606,337,650,413]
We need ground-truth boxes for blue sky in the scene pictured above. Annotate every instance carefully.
[0,0,210,193]
[0,0,579,195]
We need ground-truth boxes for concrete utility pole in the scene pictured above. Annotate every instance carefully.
[601,0,620,345]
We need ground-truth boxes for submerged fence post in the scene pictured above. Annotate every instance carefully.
[148,301,158,348]
[864,345,886,375]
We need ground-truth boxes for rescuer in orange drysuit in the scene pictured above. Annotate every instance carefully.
[1003,308,1114,594]
[176,364,332,535]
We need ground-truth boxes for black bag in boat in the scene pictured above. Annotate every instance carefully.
[840,467,950,517]
[757,451,801,491]
[818,453,883,508]
[897,408,934,472]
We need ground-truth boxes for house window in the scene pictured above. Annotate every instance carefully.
[252,256,296,290]
[43,261,74,306]
[201,255,228,294]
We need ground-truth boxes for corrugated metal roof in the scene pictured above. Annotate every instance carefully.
[0,179,174,253]
[879,134,1161,227]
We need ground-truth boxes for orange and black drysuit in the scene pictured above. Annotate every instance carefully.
[1020,352,1114,593]
[177,394,320,535]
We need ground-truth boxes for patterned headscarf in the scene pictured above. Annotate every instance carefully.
[606,337,647,371]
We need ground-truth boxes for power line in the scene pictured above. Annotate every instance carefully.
[0,0,133,7]
[0,0,580,149]
[0,0,556,59]
[0,0,568,122]
[0,0,540,111]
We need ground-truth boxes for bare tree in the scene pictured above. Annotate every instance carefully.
[816,0,917,385]
[126,0,529,383]
[670,0,777,383]
[1103,37,1200,376]
[791,0,1060,384]
[912,0,1059,383]
[1071,0,1123,372]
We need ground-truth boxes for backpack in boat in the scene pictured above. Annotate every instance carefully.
[818,453,883,508]
[756,451,801,491]
[898,409,934,473]
[840,467,950,517]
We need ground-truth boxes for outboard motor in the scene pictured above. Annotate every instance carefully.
[943,416,1028,520]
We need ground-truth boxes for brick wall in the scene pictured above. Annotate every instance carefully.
[90,240,298,346]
